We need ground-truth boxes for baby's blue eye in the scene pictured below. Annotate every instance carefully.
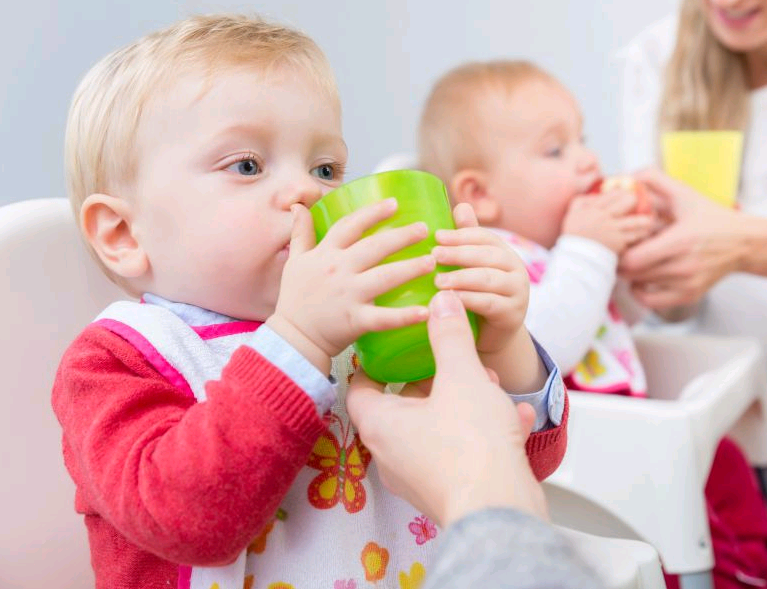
[545,147,563,158]
[311,164,335,180]
[228,159,260,176]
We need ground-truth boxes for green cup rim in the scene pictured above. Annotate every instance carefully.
[313,169,443,207]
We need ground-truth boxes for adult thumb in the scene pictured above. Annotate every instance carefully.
[428,290,485,385]
[346,368,387,432]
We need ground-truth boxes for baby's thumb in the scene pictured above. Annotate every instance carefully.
[289,204,316,257]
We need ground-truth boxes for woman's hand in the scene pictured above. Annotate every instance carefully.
[619,168,748,309]
[346,290,545,529]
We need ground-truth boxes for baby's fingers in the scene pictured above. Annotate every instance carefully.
[616,215,656,245]
[360,254,436,299]
[356,305,430,333]
[435,267,518,297]
[433,244,515,271]
[452,202,480,229]
[351,222,429,270]
[324,198,398,249]
[435,226,504,247]
[454,291,515,320]
[601,190,638,217]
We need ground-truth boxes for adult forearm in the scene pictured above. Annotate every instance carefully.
[424,508,604,589]
[738,214,767,277]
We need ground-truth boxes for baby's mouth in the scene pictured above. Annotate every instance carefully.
[585,178,603,194]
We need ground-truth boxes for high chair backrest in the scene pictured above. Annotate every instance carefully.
[372,152,418,174]
[0,198,125,588]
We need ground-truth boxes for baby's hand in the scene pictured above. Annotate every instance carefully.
[432,203,529,356]
[562,190,655,254]
[267,199,435,374]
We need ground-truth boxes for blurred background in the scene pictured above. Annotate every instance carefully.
[0,0,677,206]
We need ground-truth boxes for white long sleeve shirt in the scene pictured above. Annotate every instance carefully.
[492,229,647,396]
[619,17,767,353]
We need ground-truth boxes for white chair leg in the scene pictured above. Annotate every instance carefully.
[678,571,714,589]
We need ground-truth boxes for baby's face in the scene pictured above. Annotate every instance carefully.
[482,79,600,249]
[128,65,347,319]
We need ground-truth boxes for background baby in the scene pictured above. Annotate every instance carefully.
[419,60,654,395]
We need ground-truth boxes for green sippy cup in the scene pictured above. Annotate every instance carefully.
[310,169,479,383]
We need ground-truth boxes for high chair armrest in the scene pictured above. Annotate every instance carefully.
[557,526,665,589]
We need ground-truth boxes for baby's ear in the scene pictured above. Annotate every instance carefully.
[80,194,149,279]
[448,169,500,225]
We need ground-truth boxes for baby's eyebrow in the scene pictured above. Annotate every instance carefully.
[208,123,274,145]
[538,121,567,140]
[313,133,347,153]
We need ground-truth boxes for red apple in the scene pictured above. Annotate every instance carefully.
[588,176,652,215]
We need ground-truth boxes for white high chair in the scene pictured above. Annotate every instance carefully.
[0,198,125,588]
[373,153,767,589]
[0,197,665,589]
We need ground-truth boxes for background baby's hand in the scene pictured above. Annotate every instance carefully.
[267,199,434,374]
[563,190,655,255]
[432,203,529,356]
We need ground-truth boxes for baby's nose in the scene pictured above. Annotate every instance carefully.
[578,147,600,173]
[280,182,323,209]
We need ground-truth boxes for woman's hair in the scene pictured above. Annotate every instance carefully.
[659,0,750,132]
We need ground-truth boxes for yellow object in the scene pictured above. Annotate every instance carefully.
[661,131,743,207]
[399,562,426,589]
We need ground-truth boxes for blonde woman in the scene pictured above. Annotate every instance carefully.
[619,1,767,350]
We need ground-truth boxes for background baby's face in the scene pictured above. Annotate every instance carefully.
[482,79,601,248]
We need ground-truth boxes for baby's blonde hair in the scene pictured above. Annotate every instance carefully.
[65,13,337,286]
[660,0,750,133]
[418,60,557,183]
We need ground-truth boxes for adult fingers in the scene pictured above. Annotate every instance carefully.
[619,256,692,284]
[630,281,696,309]
[427,290,487,389]
[346,369,389,433]
[516,402,537,441]
[619,226,682,276]
[632,168,699,217]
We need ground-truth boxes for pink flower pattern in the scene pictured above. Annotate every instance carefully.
[408,515,438,545]
[334,580,357,589]
[614,349,635,377]
[525,261,546,285]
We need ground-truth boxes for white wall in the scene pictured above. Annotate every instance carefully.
[0,0,677,206]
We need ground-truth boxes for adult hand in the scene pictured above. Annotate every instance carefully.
[346,289,546,529]
[619,168,747,309]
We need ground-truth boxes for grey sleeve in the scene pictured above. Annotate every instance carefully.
[424,508,604,589]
